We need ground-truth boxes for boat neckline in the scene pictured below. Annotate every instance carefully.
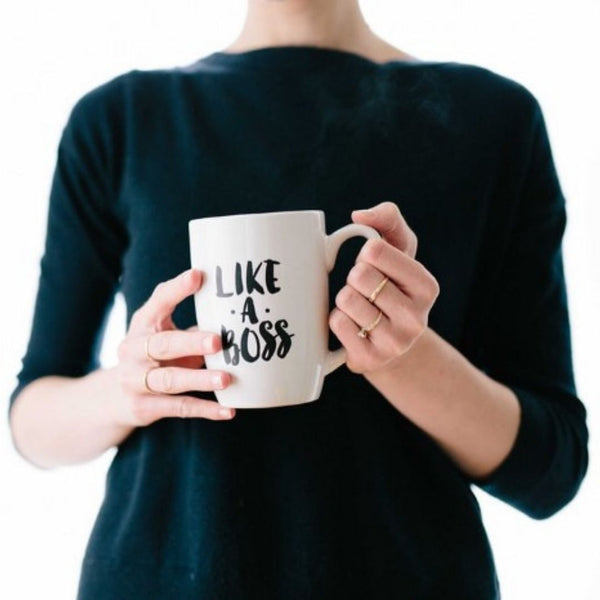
[201,44,451,70]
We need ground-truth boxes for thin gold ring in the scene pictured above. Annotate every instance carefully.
[178,396,189,419]
[368,276,389,303]
[357,309,383,339]
[143,367,158,394]
[145,334,157,362]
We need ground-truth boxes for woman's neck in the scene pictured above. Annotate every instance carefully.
[223,0,415,63]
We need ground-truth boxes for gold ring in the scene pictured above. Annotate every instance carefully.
[368,276,389,303]
[143,367,158,394]
[357,309,383,339]
[178,396,189,419]
[145,334,157,362]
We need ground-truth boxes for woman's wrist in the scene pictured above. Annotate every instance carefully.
[91,366,137,439]
[363,326,521,479]
[9,368,136,469]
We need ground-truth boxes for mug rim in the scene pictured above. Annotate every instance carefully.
[189,209,324,225]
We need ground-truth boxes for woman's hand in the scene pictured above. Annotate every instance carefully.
[329,201,440,375]
[113,268,235,427]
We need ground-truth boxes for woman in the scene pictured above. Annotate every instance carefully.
[9,0,588,598]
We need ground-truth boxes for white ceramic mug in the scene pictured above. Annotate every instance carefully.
[188,210,379,408]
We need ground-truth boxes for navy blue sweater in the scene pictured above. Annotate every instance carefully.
[10,46,588,599]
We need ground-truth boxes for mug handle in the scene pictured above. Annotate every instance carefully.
[323,223,381,375]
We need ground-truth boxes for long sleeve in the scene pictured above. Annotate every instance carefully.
[9,80,128,416]
[469,92,588,519]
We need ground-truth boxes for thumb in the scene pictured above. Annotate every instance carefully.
[351,201,417,256]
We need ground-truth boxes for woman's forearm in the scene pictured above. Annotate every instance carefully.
[9,367,134,469]
[364,326,521,480]
[9,271,242,470]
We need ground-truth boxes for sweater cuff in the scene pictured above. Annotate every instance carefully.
[469,384,555,518]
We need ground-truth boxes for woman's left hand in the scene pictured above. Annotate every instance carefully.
[329,201,440,375]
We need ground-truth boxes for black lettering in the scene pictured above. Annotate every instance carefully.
[241,328,260,362]
[241,296,259,324]
[246,260,265,294]
[216,266,233,297]
[274,319,295,358]
[235,262,243,295]
[264,259,281,294]
[259,321,276,360]
[221,325,239,365]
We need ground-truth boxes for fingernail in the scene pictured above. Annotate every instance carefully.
[220,408,234,418]
[203,336,216,352]
[352,208,374,216]
[213,374,224,388]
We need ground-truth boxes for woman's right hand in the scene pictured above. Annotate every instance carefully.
[113,268,235,427]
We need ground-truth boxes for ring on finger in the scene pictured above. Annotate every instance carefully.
[357,309,383,339]
[145,333,158,362]
[368,276,389,304]
[178,396,189,419]
[143,367,158,394]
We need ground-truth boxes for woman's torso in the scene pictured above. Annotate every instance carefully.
[76,46,531,599]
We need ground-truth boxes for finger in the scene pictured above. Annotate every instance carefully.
[328,308,380,373]
[132,269,202,332]
[157,314,176,333]
[177,324,201,361]
[351,201,418,257]
[145,330,221,362]
[144,366,231,395]
[134,394,236,422]
[356,238,439,304]
[334,284,396,350]
[346,261,412,315]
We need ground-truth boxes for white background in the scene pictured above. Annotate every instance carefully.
[1,1,598,598]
